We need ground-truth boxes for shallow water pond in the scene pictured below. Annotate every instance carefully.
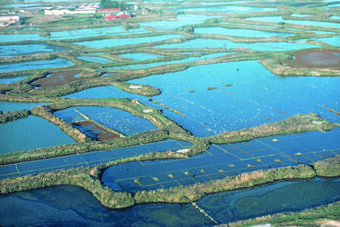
[0,58,74,73]
[175,5,276,13]
[55,106,157,136]
[119,52,161,61]
[0,76,27,84]
[195,26,293,38]
[247,16,340,29]
[0,139,192,179]
[50,26,146,40]
[110,53,228,70]
[131,60,339,136]
[198,178,340,223]
[74,34,182,49]
[155,38,319,51]
[77,56,113,64]
[0,102,47,112]
[1,178,339,226]
[140,14,219,30]
[0,33,47,42]
[0,43,65,57]
[311,35,340,47]
[102,128,340,191]
[0,115,75,154]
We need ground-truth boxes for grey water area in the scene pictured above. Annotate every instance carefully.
[0,178,339,226]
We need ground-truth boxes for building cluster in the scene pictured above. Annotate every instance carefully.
[0,14,23,27]
[44,3,100,15]
[98,9,131,20]
[43,3,132,20]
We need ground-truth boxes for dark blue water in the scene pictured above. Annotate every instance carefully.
[0,178,339,226]
[102,128,340,192]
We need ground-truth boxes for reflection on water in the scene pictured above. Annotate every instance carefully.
[0,178,339,226]
[0,116,75,154]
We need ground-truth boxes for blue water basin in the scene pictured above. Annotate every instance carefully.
[0,115,75,154]
[195,26,293,38]
[74,34,182,49]
[0,58,74,73]
[130,60,339,136]
[55,106,157,136]
[155,38,319,51]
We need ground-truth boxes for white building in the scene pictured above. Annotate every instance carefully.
[0,14,22,24]
[44,3,98,15]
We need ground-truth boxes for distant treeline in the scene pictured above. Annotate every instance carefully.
[100,0,128,10]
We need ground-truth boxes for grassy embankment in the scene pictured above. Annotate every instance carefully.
[228,201,340,227]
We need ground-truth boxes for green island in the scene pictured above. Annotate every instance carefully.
[0,0,340,225]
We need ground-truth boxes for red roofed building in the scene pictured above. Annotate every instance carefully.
[117,13,130,19]
[105,15,117,20]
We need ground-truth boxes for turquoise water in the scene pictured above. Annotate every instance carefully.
[247,16,340,29]
[50,26,146,40]
[0,58,74,73]
[119,53,161,61]
[77,56,113,64]
[74,34,182,49]
[0,76,26,84]
[140,14,219,30]
[0,102,47,112]
[55,106,157,136]
[0,178,339,226]
[175,6,276,13]
[0,116,75,154]
[4,3,40,8]
[0,44,63,57]
[311,36,340,47]
[325,3,340,8]
[155,38,319,52]
[131,60,340,136]
[330,15,340,20]
[195,26,293,38]
[0,33,47,42]
[109,53,229,69]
